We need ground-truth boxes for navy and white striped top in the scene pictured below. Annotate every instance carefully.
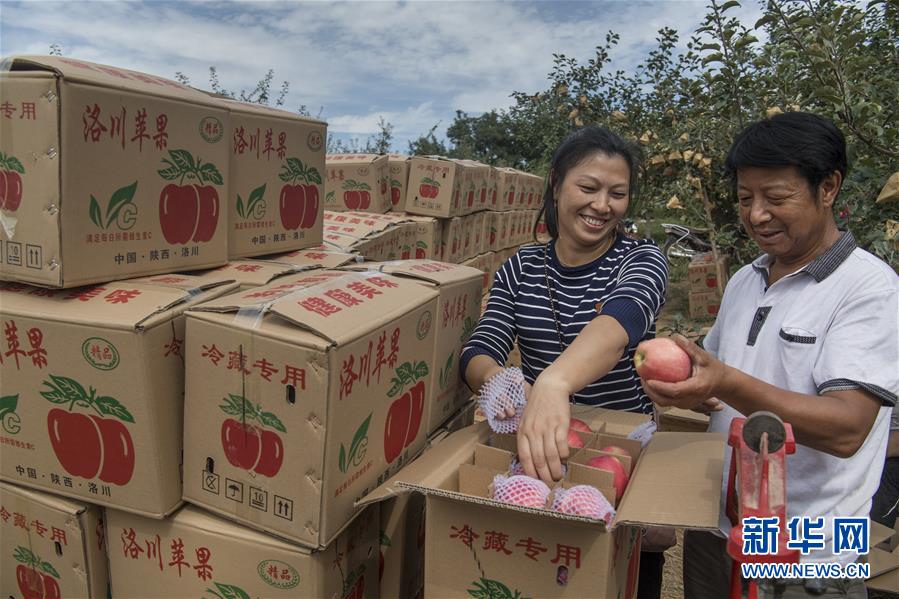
[460,234,669,413]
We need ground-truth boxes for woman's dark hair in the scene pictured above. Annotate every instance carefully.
[533,125,641,242]
[724,111,848,200]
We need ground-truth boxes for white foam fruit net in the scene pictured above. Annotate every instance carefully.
[509,456,567,478]
[551,485,616,524]
[491,474,551,509]
[627,419,657,448]
[478,367,527,434]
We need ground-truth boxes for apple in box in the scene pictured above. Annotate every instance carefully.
[567,417,592,450]
[634,337,691,383]
[587,455,629,501]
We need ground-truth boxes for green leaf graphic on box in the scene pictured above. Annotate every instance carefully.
[13,546,34,565]
[0,153,25,173]
[39,561,60,579]
[95,395,135,423]
[304,167,322,185]
[397,362,414,381]
[387,377,403,398]
[89,195,104,228]
[467,578,528,599]
[199,162,223,185]
[0,394,18,416]
[105,181,138,229]
[157,161,181,181]
[236,194,245,219]
[380,530,392,547]
[206,582,251,599]
[326,191,335,203]
[49,374,87,403]
[220,394,253,417]
[169,149,196,173]
[339,443,348,473]
[348,413,371,465]
[439,353,454,389]
[246,184,266,215]
[259,411,286,433]
[413,361,429,379]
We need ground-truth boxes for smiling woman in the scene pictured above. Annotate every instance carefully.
[461,126,672,599]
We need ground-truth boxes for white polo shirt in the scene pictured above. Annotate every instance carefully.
[705,232,898,565]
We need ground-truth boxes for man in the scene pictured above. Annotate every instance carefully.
[643,112,898,598]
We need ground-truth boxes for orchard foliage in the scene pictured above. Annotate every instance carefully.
[412,0,898,266]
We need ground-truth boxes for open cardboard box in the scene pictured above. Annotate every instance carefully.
[0,481,108,598]
[359,420,725,598]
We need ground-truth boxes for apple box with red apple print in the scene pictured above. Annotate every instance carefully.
[386,154,410,213]
[0,481,109,599]
[0,274,238,516]
[323,154,391,214]
[0,55,230,288]
[105,503,377,599]
[216,98,327,260]
[182,270,437,547]
[404,156,466,219]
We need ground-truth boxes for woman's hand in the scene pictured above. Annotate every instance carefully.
[494,380,533,419]
[517,373,571,484]
[641,335,731,410]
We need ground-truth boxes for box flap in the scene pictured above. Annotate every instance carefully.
[869,522,899,579]
[3,55,221,107]
[372,260,484,286]
[616,432,726,529]
[571,404,651,437]
[0,277,221,330]
[267,248,360,269]
[218,97,326,126]
[0,480,87,517]
[191,270,348,311]
[173,505,314,555]
[326,153,383,164]
[356,421,491,508]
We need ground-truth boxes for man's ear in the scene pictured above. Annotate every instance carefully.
[819,171,842,209]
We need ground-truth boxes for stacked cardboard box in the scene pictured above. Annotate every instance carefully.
[324,154,391,214]
[687,252,730,320]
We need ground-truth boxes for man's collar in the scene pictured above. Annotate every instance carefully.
[751,230,857,283]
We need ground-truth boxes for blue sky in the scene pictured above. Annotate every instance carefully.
[1,0,763,151]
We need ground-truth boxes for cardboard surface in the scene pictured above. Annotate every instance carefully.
[200,249,359,290]
[182,270,440,547]
[0,56,230,288]
[387,154,409,212]
[404,156,464,218]
[0,481,108,599]
[0,274,237,516]
[656,405,710,433]
[106,504,377,598]
[219,98,327,259]
[324,154,390,214]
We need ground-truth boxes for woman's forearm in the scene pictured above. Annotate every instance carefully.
[537,315,629,395]
[464,354,506,394]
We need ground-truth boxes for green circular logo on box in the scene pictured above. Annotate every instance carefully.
[416,310,432,340]
[258,560,299,589]
[199,116,224,143]
[82,337,120,371]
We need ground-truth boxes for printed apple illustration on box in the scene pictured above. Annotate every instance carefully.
[342,565,365,599]
[379,530,391,581]
[14,546,60,599]
[278,158,322,230]
[219,394,285,477]
[468,578,528,599]
[418,177,439,199]
[506,185,515,205]
[342,179,372,210]
[41,374,135,486]
[466,183,475,207]
[390,179,402,206]
[634,337,691,383]
[383,361,429,463]
[0,151,25,212]
[157,149,222,244]
[415,241,427,259]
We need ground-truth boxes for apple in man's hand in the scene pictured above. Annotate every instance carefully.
[634,337,691,383]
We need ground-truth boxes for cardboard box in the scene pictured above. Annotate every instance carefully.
[348,211,441,259]
[440,217,464,264]
[200,250,359,290]
[496,168,517,212]
[0,55,230,288]
[689,289,722,320]
[324,154,390,214]
[655,406,710,433]
[687,252,728,294]
[182,270,440,547]
[106,504,377,598]
[387,154,410,212]
[220,99,326,259]
[0,274,237,516]
[0,481,108,598]
[405,156,464,218]
[485,166,500,210]
[866,522,899,593]
[360,421,724,598]
[457,160,490,214]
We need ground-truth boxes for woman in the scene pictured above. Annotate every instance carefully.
[460,125,670,598]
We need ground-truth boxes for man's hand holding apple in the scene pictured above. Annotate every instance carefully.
[640,335,733,411]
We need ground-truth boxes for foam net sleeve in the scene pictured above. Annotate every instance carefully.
[551,484,616,524]
[478,367,527,434]
[491,474,551,509]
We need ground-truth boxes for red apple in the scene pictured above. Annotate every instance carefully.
[586,455,629,501]
[568,429,585,450]
[634,337,691,383]
[599,445,633,473]
[569,418,592,434]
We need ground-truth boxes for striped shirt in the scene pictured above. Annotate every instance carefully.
[461,234,669,413]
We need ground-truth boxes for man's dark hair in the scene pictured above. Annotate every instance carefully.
[725,112,848,198]
[534,126,641,241]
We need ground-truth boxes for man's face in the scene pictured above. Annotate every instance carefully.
[736,166,838,265]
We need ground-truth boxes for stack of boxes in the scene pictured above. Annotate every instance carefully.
[687,252,730,320]
[0,56,481,599]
